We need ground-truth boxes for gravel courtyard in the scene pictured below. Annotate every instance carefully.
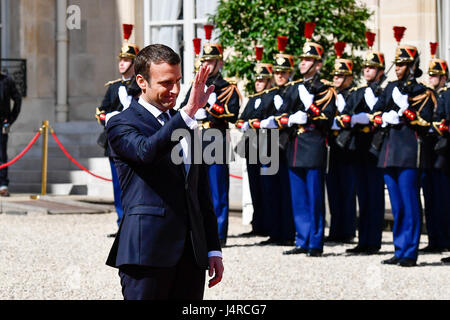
[1,210,449,300]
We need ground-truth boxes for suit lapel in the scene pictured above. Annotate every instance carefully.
[132,100,162,130]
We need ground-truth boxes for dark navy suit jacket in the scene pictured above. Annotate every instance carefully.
[105,99,221,269]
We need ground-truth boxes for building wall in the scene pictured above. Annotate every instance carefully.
[360,0,438,83]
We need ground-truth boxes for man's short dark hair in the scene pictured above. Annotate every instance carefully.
[134,44,181,82]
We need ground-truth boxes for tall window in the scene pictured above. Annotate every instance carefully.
[438,0,450,63]
[143,0,219,85]
[0,0,3,59]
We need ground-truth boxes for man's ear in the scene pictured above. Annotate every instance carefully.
[316,61,323,72]
[136,74,147,91]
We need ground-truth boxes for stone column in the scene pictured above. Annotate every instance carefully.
[56,0,69,122]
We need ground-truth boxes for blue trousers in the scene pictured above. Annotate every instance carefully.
[384,167,421,260]
[421,169,450,249]
[208,163,229,241]
[109,157,123,227]
[247,163,268,235]
[288,167,325,250]
[355,165,385,248]
[261,163,295,241]
[326,164,357,239]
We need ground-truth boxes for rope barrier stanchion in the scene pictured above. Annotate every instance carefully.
[50,128,113,182]
[41,120,49,195]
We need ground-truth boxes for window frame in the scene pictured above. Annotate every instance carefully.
[143,0,211,85]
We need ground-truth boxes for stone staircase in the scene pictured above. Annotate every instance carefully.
[7,121,113,196]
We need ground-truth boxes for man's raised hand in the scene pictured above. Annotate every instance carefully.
[183,65,215,118]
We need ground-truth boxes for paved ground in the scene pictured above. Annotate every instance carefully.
[0,207,449,300]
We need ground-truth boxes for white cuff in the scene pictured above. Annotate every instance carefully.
[180,109,198,130]
[208,251,223,258]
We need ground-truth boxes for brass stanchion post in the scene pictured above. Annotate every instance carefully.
[41,120,49,195]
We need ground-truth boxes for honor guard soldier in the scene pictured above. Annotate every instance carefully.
[341,32,386,254]
[235,45,274,237]
[373,27,435,267]
[96,24,140,237]
[279,22,337,257]
[0,71,22,197]
[248,35,297,246]
[325,41,357,243]
[180,25,241,247]
[421,42,450,253]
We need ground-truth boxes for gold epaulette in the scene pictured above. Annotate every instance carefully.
[248,86,279,98]
[287,79,304,86]
[104,78,121,87]
[420,81,435,91]
[350,84,367,92]
[438,86,449,94]
[320,79,334,87]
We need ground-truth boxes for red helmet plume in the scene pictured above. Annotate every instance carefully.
[393,26,406,45]
[430,42,439,58]
[334,41,346,58]
[193,38,201,55]
[365,32,376,49]
[204,24,214,41]
[305,22,316,41]
[255,45,264,61]
[123,24,133,41]
[277,36,288,53]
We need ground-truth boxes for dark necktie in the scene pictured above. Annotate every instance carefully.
[158,112,170,125]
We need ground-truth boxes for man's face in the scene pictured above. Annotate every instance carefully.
[137,62,182,111]
[274,71,290,86]
[202,59,223,77]
[364,66,379,82]
[119,58,133,74]
[395,63,408,80]
[299,58,315,75]
[255,78,270,92]
[333,75,345,88]
[429,75,441,88]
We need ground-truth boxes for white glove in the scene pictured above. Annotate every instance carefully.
[392,86,409,115]
[254,98,262,110]
[105,111,120,126]
[260,116,279,129]
[195,108,208,120]
[240,122,250,132]
[331,118,340,130]
[336,93,346,113]
[207,91,217,107]
[364,87,378,110]
[381,110,400,127]
[288,110,308,126]
[298,84,314,110]
[118,86,132,110]
[351,112,370,127]
[274,95,283,110]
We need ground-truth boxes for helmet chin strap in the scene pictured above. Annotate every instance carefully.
[122,60,135,78]
[302,60,318,80]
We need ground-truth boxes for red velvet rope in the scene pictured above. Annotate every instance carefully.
[51,131,113,182]
[0,131,41,170]
[52,130,243,182]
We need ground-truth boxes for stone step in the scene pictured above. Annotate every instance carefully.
[7,156,110,171]
[8,169,112,184]
[9,181,114,196]
[8,144,105,159]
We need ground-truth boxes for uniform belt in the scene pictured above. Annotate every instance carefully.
[296,124,316,135]
[199,120,227,130]
[358,126,371,133]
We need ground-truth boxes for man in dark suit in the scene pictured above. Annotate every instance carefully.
[105,44,224,300]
